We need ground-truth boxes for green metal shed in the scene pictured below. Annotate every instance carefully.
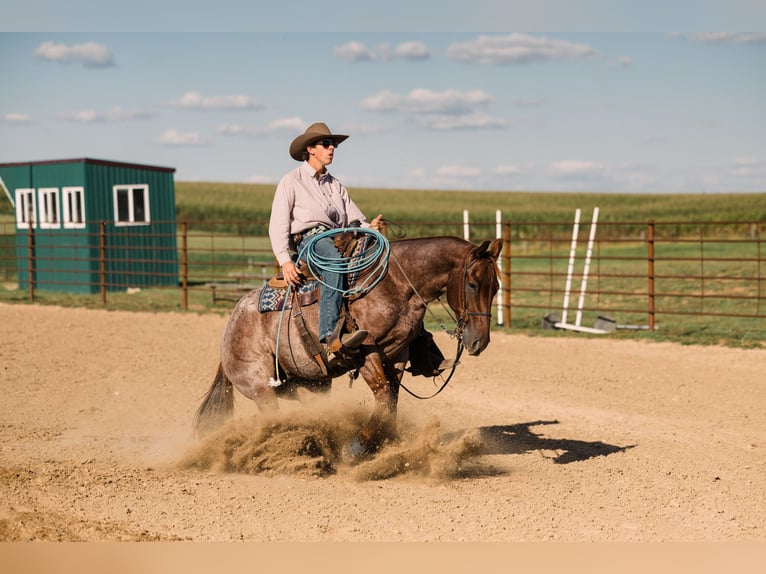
[0,157,179,294]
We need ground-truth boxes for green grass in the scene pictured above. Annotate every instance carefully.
[1,183,764,348]
[174,181,766,230]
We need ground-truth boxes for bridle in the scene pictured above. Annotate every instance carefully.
[451,253,495,337]
[392,247,496,400]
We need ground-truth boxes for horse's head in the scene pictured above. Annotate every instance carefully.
[447,238,503,355]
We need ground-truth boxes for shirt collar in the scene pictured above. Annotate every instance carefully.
[301,161,330,181]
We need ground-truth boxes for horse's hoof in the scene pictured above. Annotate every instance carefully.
[341,435,373,465]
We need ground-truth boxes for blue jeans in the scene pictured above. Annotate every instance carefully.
[298,235,343,342]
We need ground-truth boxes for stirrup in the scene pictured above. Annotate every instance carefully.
[326,329,368,353]
[436,358,459,373]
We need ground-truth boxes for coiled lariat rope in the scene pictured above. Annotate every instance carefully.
[299,227,390,297]
[272,227,391,385]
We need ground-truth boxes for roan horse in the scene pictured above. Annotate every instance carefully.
[194,235,503,462]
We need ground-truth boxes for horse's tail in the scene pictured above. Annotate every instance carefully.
[193,362,234,437]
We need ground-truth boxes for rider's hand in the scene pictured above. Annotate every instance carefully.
[369,214,383,231]
[281,261,304,288]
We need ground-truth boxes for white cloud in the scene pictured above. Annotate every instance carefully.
[334,40,430,62]
[247,174,275,184]
[157,129,207,146]
[35,41,114,68]
[60,107,152,123]
[446,33,596,65]
[730,157,766,179]
[334,41,376,62]
[494,164,520,176]
[168,91,263,110]
[265,117,306,132]
[669,32,766,45]
[437,165,482,178]
[60,110,100,123]
[391,41,430,61]
[361,88,494,114]
[419,113,507,130]
[1,113,32,124]
[549,160,657,191]
[407,167,427,179]
[216,124,249,135]
[359,90,401,112]
[361,88,506,131]
[550,160,604,177]
[617,56,633,68]
[105,107,152,121]
[217,117,307,137]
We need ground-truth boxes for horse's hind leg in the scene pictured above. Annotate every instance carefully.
[224,354,280,413]
[220,303,281,413]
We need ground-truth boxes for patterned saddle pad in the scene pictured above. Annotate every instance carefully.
[257,280,319,313]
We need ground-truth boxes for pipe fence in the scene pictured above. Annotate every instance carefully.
[1,219,764,332]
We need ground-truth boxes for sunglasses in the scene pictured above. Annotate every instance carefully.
[314,138,339,148]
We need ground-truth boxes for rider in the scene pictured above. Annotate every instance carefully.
[269,122,383,357]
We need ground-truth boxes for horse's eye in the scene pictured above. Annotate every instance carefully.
[468,281,478,291]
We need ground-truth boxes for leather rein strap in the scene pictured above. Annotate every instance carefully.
[396,247,491,400]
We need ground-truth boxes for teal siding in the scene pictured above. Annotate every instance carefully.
[0,158,178,294]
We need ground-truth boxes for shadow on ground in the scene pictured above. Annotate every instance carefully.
[471,420,634,464]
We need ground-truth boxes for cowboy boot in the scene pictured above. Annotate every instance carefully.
[325,319,368,353]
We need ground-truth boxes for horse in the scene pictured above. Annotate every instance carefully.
[194,235,503,463]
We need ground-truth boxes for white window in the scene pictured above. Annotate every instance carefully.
[15,188,36,229]
[38,187,61,229]
[63,186,86,228]
[113,184,150,226]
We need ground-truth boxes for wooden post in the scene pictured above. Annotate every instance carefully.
[27,223,35,302]
[647,220,655,331]
[181,221,188,310]
[99,221,107,305]
[503,221,511,327]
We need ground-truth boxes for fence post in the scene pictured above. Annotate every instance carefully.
[27,223,35,302]
[647,220,655,331]
[99,221,107,305]
[495,210,504,326]
[463,210,470,241]
[181,221,188,311]
[503,221,511,327]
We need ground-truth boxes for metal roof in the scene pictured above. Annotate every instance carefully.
[0,157,176,173]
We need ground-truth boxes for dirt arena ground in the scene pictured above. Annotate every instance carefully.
[1,302,764,542]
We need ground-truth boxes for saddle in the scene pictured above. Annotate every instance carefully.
[257,280,319,313]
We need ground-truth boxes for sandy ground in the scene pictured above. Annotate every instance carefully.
[0,301,764,542]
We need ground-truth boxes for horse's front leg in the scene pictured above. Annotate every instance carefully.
[343,351,404,463]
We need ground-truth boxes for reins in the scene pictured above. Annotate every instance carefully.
[392,245,491,400]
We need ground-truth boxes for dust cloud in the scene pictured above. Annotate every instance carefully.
[179,402,486,481]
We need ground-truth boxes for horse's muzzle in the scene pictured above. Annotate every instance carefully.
[464,335,490,356]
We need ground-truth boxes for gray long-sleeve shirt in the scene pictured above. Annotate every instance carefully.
[269,161,369,265]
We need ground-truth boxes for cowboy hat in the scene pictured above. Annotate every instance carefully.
[289,122,349,161]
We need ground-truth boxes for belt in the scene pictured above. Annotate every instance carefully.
[292,225,329,245]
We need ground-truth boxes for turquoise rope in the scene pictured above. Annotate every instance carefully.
[298,227,390,296]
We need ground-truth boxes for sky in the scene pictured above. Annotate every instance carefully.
[1,3,765,193]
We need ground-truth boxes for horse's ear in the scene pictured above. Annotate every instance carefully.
[473,240,491,256]
[488,238,503,259]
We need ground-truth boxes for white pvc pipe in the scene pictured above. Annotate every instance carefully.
[575,207,599,327]
[495,209,504,326]
[560,208,581,325]
[463,209,470,241]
